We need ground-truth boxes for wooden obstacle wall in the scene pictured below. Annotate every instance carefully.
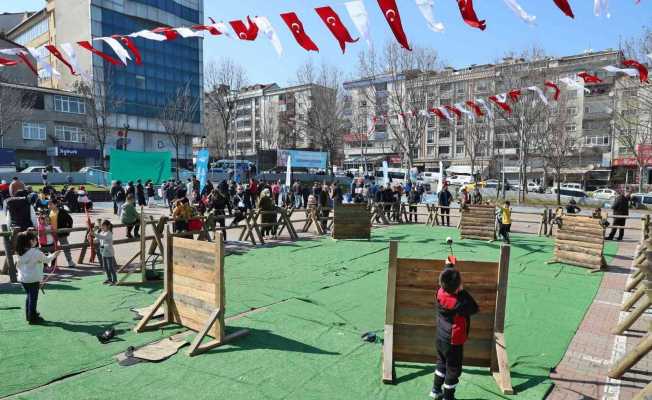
[460,205,496,241]
[134,230,248,356]
[332,204,371,239]
[552,215,606,270]
[383,241,513,394]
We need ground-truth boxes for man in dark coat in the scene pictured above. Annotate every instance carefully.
[135,180,146,207]
[607,192,629,241]
[438,183,453,227]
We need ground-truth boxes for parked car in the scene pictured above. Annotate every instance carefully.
[21,166,63,173]
[551,187,589,198]
[592,188,617,200]
[630,193,652,208]
[447,175,473,186]
[483,179,511,191]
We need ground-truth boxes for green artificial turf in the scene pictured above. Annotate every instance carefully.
[0,226,618,399]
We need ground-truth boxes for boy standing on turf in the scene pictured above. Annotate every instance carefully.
[431,268,478,400]
[498,201,512,244]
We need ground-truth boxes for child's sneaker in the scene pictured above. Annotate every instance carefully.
[102,280,110,285]
[429,389,443,399]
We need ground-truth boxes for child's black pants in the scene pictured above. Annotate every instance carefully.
[434,340,463,399]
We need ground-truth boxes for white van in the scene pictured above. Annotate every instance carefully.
[419,171,442,183]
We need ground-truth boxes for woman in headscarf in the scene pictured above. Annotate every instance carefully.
[258,188,277,238]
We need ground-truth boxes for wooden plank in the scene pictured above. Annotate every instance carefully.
[133,292,168,333]
[385,241,398,325]
[492,332,514,394]
[187,308,221,356]
[382,324,395,383]
[608,334,652,378]
[172,274,217,295]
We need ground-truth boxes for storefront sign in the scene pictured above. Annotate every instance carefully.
[613,157,652,167]
[276,149,327,169]
[49,146,101,159]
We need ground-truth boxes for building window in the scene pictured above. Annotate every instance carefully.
[14,18,49,45]
[438,146,450,155]
[135,75,146,90]
[565,124,576,132]
[22,122,46,141]
[426,146,435,156]
[567,107,577,116]
[585,136,610,146]
[55,126,87,143]
[427,130,435,144]
[456,145,464,154]
[439,130,450,139]
[54,95,86,114]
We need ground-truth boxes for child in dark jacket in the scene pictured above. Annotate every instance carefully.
[431,267,479,400]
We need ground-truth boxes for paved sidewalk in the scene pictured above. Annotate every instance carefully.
[547,239,651,400]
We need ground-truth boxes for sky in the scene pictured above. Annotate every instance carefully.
[3,0,651,86]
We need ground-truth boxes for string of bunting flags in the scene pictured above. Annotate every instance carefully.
[0,0,648,95]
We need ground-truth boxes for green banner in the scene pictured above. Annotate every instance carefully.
[110,150,171,184]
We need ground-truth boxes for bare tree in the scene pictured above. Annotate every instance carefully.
[535,98,577,204]
[463,118,491,182]
[295,61,346,168]
[158,83,200,179]
[257,101,279,151]
[357,41,440,168]
[74,68,123,170]
[0,73,33,150]
[203,109,227,157]
[204,58,248,159]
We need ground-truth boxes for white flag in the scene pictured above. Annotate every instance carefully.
[213,22,233,39]
[345,1,370,47]
[560,77,590,94]
[495,93,508,103]
[129,30,167,41]
[603,65,639,77]
[528,86,548,105]
[415,0,444,32]
[438,106,452,121]
[475,98,493,119]
[99,37,131,65]
[27,46,60,78]
[503,0,536,25]
[594,0,610,18]
[255,16,283,57]
[175,27,204,38]
[61,43,89,79]
[648,53,652,62]
[454,102,474,120]
[285,156,292,187]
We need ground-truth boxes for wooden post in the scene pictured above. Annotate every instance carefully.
[382,240,398,383]
[164,226,173,322]
[140,209,147,282]
[1,225,17,283]
[608,334,652,378]
[491,245,514,394]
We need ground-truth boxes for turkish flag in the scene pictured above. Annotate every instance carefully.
[578,72,603,84]
[0,56,18,66]
[507,89,522,103]
[230,16,259,41]
[623,59,649,83]
[544,80,560,100]
[77,41,122,65]
[45,45,76,74]
[315,6,358,53]
[192,24,222,36]
[456,0,486,31]
[281,12,319,52]
[489,96,512,113]
[465,101,484,117]
[444,105,462,119]
[113,36,142,65]
[553,0,575,18]
[152,27,179,40]
[377,0,411,50]
[429,108,449,121]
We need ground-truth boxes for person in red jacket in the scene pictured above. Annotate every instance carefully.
[430,267,479,400]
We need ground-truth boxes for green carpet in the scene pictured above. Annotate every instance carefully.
[0,226,618,399]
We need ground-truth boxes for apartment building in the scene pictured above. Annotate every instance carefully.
[7,0,204,167]
[209,82,336,160]
[343,50,631,187]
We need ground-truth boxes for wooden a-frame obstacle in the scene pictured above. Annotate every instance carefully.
[459,205,497,241]
[134,229,249,356]
[382,241,513,394]
[332,203,371,240]
[549,215,607,270]
[239,207,298,244]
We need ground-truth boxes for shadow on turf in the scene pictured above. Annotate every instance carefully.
[0,282,81,295]
[204,327,340,357]
[42,320,128,342]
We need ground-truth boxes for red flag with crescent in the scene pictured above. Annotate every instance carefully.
[623,59,649,83]
[553,0,575,18]
[465,101,484,117]
[489,95,512,113]
[281,12,319,52]
[78,41,122,65]
[507,89,522,103]
[315,6,358,53]
[230,16,259,41]
[113,36,142,65]
[429,108,449,121]
[152,27,180,40]
[456,0,486,31]
[45,45,77,75]
[578,72,603,84]
[377,0,411,50]
[192,24,222,36]
[444,105,462,119]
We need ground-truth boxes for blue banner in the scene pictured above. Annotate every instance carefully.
[195,149,210,193]
[277,149,327,169]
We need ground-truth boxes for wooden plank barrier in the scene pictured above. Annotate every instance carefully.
[134,229,249,356]
[239,207,298,244]
[332,204,371,240]
[382,241,513,394]
[459,205,496,241]
[550,215,607,270]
